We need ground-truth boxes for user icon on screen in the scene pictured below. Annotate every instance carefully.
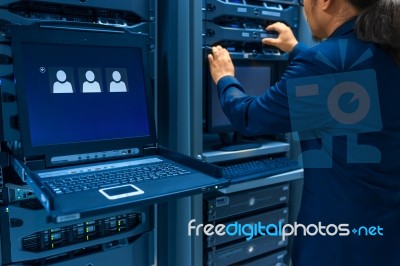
[82,70,101,93]
[109,71,127,92]
[53,70,73,93]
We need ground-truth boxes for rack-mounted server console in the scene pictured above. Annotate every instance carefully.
[0,200,153,265]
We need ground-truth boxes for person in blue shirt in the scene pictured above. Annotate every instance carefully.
[208,0,400,265]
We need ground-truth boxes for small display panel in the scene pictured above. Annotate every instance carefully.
[207,63,273,132]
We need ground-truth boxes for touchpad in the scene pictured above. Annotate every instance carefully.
[99,184,144,200]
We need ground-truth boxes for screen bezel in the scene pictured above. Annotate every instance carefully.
[205,59,281,134]
[10,23,157,160]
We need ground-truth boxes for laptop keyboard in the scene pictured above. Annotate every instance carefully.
[43,162,191,195]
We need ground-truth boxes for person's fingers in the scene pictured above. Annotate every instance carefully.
[213,46,231,62]
[266,22,285,32]
[262,37,279,46]
[211,46,219,60]
[207,53,214,63]
[266,24,278,32]
[222,48,231,60]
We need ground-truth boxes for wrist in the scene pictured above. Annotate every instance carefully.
[288,40,299,53]
[216,73,234,84]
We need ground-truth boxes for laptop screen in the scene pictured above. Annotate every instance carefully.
[10,24,156,161]
[22,42,150,147]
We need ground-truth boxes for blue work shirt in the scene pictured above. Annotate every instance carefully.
[217,18,400,266]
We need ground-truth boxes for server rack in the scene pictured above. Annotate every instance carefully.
[0,1,156,265]
[204,184,290,265]
[0,200,154,265]
[157,0,303,265]
[201,1,302,265]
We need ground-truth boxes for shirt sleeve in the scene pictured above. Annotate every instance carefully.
[217,75,292,136]
[216,42,325,137]
[289,42,308,61]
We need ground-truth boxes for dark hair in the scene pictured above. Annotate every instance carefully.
[349,0,400,64]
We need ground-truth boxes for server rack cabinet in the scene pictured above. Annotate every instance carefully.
[157,0,303,265]
[0,1,156,265]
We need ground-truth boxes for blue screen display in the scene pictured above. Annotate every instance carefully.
[21,42,150,147]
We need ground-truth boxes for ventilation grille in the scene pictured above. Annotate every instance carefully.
[8,1,142,27]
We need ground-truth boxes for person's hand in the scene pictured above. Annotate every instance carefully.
[262,22,298,53]
[208,45,235,85]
